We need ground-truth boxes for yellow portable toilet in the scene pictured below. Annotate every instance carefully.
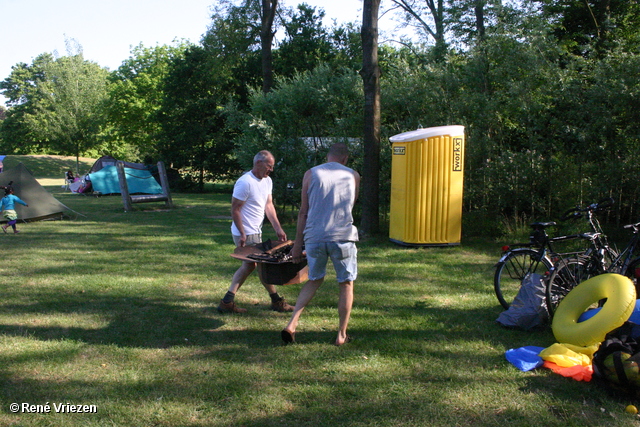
[389,125,465,246]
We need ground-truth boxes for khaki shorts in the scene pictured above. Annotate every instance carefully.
[232,233,262,247]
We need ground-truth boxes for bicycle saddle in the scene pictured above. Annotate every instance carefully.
[530,221,556,229]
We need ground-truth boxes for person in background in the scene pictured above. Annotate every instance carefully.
[282,143,360,346]
[217,150,294,314]
[1,182,28,234]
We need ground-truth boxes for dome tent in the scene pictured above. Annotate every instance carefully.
[0,163,70,222]
[89,155,149,173]
[88,166,163,195]
[86,155,163,196]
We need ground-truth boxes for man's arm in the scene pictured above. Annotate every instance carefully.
[264,194,287,241]
[231,197,247,247]
[353,170,361,202]
[291,170,311,263]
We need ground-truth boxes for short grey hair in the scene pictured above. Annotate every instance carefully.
[253,150,274,165]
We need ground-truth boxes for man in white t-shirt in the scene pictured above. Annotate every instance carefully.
[217,150,295,313]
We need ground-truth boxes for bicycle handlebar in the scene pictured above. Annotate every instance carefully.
[593,197,614,211]
[560,197,615,221]
[623,222,640,232]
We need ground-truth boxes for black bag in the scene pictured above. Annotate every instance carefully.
[593,322,640,394]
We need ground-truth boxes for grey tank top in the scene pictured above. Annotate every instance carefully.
[304,162,359,243]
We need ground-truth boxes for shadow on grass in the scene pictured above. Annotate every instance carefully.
[0,295,225,348]
[0,284,548,350]
[0,292,620,426]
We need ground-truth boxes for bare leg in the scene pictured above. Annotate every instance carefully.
[335,280,354,346]
[263,283,277,294]
[228,261,256,293]
[283,277,324,335]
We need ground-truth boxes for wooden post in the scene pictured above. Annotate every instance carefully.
[117,161,133,212]
[157,161,174,209]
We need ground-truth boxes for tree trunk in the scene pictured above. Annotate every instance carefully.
[261,0,278,94]
[359,0,382,236]
[474,0,485,41]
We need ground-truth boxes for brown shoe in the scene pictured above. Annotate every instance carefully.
[271,298,294,312]
[217,300,247,313]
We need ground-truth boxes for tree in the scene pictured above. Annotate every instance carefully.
[389,0,448,61]
[31,43,109,170]
[0,55,54,154]
[360,0,382,236]
[108,42,188,162]
[531,0,640,57]
[202,0,264,106]
[447,0,512,46]
[261,0,278,93]
[0,40,109,168]
[206,0,280,97]
[276,3,332,76]
[160,45,236,189]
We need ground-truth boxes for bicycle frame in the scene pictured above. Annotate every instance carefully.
[604,222,640,274]
[498,222,583,264]
[494,221,585,310]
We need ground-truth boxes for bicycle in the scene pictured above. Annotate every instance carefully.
[494,221,585,310]
[545,199,640,316]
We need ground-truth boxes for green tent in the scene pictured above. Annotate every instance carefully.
[0,163,70,222]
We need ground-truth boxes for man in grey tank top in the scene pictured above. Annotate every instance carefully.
[282,143,360,346]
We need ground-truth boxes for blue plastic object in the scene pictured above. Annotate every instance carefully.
[505,346,546,371]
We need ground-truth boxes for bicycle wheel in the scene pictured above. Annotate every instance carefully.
[494,248,553,310]
[546,256,597,317]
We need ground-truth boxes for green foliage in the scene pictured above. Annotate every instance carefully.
[159,45,240,191]
[0,42,109,162]
[107,42,189,162]
[200,0,263,104]
[236,64,363,208]
[30,53,109,159]
[0,55,56,154]
[381,47,456,134]
[275,4,333,76]
[531,0,640,57]
[275,3,362,76]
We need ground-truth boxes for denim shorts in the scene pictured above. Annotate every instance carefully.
[305,241,357,283]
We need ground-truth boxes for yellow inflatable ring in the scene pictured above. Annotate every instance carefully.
[552,273,636,347]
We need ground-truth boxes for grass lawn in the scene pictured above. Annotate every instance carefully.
[0,156,638,426]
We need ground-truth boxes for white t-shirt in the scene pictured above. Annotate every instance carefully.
[231,171,272,236]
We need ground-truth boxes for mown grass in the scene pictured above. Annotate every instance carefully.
[2,155,96,178]
[0,156,638,426]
